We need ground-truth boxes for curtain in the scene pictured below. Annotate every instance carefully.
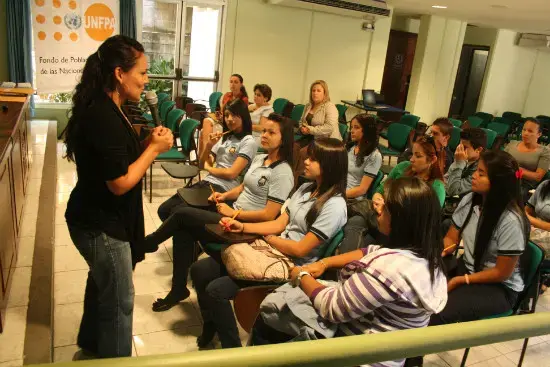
[6,0,32,83]
[120,0,137,39]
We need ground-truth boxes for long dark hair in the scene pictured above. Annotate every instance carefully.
[266,113,293,166]
[383,177,444,283]
[223,99,252,142]
[406,136,444,182]
[232,73,248,98]
[346,113,379,167]
[64,35,145,162]
[305,138,347,227]
[469,150,529,271]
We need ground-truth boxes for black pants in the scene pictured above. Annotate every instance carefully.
[151,181,227,293]
[190,256,261,348]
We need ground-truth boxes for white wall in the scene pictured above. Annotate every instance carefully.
[463,26,497,47]
[478,29,538,116]
[220,0,384,105]
[391,16,420,34]
[523,51,550,117]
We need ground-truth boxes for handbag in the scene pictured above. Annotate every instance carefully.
[221,239,294,282]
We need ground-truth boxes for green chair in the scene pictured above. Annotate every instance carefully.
[336,104,348,123]
[209,91,223,112]
[487,122,511,138]
[399,114,421,129]
[481,128,497,149]
[449,126,462,152]
[165,108,185,134]
[460,241,545,367]
[291,104,305,124]
[449,118,463,128]
[366,170,384,200]
[502,111,522,124]
[378,123,413,164]
[273,98,289,115]
[159,100,176,124]
[142,93,171,121]
[467,116,484,128]
[339,123,349,142]
[474,111,494,126]
[161,118,201,186]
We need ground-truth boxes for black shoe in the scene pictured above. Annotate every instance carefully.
[197,322,217,349]
[152,288,190,312]
[143,235,160,254]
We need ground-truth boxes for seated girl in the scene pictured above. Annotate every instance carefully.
[526,179,550,260]
[251,177,448,367]
[340,136,445,253]
[249,84,274,146]
[346,114,383,200]
[190,138,348,349]
[156,98,257,222]
[146,113,294,311]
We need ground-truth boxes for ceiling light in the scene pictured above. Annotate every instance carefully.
[432,5,447,9]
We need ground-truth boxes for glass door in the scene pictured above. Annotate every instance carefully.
[141,0,225,103]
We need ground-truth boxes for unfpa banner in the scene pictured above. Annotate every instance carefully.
[32,0,120,93]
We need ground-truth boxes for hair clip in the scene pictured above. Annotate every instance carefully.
[515,169,524,179]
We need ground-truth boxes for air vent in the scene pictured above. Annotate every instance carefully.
[296,0,390,16]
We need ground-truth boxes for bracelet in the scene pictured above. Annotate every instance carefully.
[240,224,245,233]
[464,274,470,285]
[319,259,328,270]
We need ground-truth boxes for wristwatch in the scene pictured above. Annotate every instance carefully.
[292,271,311,287]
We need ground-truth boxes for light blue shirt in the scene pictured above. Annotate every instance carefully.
[281,183,347,266]
[204,134,257,192]
[452,193,526,292]
[346,146,382,199]
[527,180,550,222]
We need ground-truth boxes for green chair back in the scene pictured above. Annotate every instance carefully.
[536,115,550,121]
[291,104,305,123]
[366,170,384,200]
[160,100,176,122]
[467,116,484,128]
[209,92,223,111]
[481,128,497,148]
[339,123,349,142]
[336,104,348,123]
[157,93,170,105]
[502,111,522,123]
[387,123,413,152]
[487,122,511,137]
[449,118,463,128]
[474,112,494,125]
[398,114,420,129]
[165,108,184,133]
[179,118,200,155]
[449,126,462,151]
[319,230,344,259]
[273,98,289,115]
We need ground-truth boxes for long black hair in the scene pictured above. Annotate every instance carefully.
[346,113,379,167]
[304,138,348,227]
[469,150,529,271]
[223,99,252,142]
[64,35,145,162]
[266,113,294,166]
[232,73,248,99]
[383,177,444,283]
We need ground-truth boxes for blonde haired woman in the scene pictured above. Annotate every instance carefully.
[293,80,340,184]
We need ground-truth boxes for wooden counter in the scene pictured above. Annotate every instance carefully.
[0,98,31,332]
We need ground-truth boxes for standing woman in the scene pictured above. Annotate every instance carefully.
[200,74,249,155]
[293,80,340,184]
[63,36,174,358]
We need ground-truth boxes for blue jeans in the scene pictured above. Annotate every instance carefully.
[68,226,135,358]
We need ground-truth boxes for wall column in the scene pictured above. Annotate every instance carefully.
[363,9,393,92]
[405,15,467,123]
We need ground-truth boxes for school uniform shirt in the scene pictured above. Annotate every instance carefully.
[452,193,526,292]
[281,183,347,266]
[250,104,274,146]
[346,146,382,199]
[527,181,550,222]
[375,161,446,207]
[204,134,257,192]
[65,92,146,264]
[233,154,294,211]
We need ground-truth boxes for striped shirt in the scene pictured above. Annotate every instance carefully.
[310,246,448,367]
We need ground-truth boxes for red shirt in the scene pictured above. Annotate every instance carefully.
[221,92,248,111]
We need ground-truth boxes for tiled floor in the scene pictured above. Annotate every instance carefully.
[2,121,550,366]
[0,120,48,366]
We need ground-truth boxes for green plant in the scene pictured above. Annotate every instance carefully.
[140,58,174,109]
